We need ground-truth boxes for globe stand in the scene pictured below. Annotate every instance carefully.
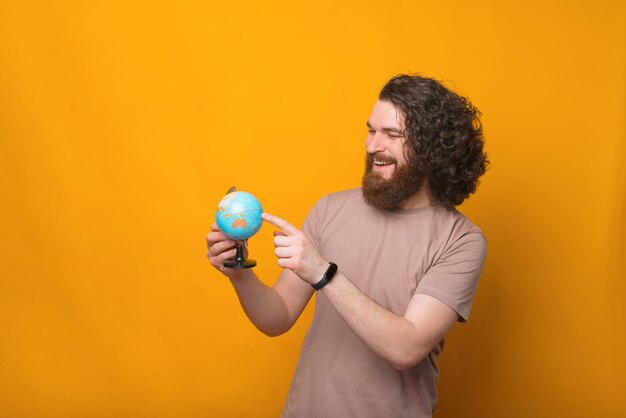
[224,240,256,269]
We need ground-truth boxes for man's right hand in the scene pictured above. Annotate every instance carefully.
[206,222,314,336]
[206,223,242,277]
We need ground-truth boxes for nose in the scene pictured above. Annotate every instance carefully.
[366,132,385,154]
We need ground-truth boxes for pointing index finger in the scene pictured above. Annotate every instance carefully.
[262,212,299,235]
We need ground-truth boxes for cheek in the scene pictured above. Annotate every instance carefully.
[392,144,409,165]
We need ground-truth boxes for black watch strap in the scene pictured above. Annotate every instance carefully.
[312,262,338,291]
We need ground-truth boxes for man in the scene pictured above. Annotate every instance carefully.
[207,74,488,417]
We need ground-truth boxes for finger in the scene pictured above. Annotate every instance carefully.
[207,230,229,245]
[262,212,299,235]
[208,246,236,263]
[211,223,220,232]
[208,239,237,256]
[209,248,237,269]
[275,246,298,258]
[277,257,299,271]
[277,257,292,270]
[273,230,287,237]
[273,235,291,248]
[217,248,237,263]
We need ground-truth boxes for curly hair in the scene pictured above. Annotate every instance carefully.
[379,74,489,207]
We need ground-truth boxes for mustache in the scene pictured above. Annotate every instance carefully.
[367,152,397,165]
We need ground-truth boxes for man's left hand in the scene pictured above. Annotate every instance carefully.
[262,212,328,285]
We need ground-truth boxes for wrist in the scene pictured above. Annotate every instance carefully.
[226,267,251,282]
[311,262,338,291]
[307,260,330,285]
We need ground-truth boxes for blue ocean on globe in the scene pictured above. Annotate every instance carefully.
[215,191,263,240]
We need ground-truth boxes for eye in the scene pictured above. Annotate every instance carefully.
[367,129,375,135]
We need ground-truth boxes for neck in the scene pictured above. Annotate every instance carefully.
[398,182,432,209]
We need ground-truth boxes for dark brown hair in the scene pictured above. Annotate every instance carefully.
[379,74,489,207]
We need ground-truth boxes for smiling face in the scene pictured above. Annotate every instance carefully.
[362,100,425,210]
[365,100,409,179]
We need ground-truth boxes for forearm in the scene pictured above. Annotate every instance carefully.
[321,273,428,370]
[228,269,292,337]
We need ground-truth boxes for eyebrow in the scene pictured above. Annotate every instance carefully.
[366,121,404,134]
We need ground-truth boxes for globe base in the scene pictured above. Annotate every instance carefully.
[223,244,257,269]
[224,258,257,269]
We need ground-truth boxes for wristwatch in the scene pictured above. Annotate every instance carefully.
[311,262,338,291]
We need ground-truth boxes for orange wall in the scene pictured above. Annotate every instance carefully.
[1,1,624,417]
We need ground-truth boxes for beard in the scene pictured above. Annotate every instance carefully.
[361,152,425,210]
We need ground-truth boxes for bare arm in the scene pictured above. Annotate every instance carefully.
[263,212,459,369]
[319,274,457,369]
[207,223,313,336]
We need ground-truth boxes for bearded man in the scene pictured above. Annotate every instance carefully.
[207,74,488,418]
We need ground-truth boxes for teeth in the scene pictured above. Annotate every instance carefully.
[374,161,393,166]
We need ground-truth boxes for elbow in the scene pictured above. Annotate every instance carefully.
[250,310,296,337]
[390,358,418,371]
[256,321,293,337]
[389,349,429,371]
[263,328,288,338]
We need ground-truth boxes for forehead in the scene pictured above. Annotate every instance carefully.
[368,100,405,129]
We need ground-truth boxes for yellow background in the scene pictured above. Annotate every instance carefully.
[1,1,624,417]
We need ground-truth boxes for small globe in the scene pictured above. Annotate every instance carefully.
[215,191,263,240]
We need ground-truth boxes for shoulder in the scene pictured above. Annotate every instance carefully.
[431,206,486,255]
[430,206,484,234]
[324,188,363,204]
[304,188,368,231]
[310,188,365,213]
[303,189,365,246]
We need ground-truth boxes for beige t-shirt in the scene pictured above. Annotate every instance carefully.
[281,189,486,418]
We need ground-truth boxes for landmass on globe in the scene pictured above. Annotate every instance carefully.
[215,191,263,241]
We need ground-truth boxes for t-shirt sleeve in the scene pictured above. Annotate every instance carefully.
[301,195,328,252]
[415,231,487,322]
